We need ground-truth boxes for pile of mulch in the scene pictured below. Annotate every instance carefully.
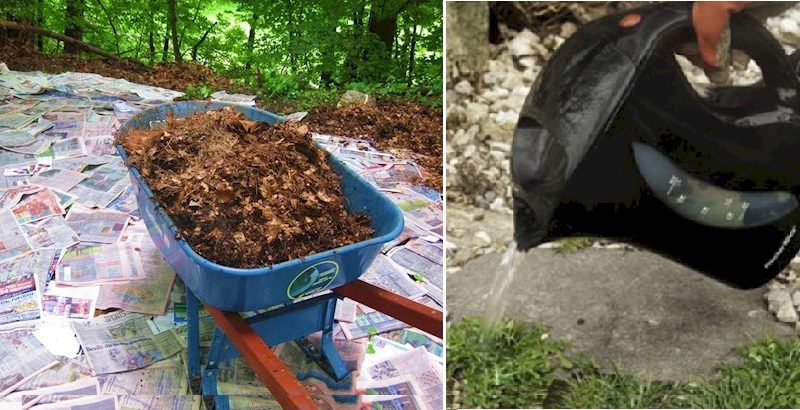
[118,106,374,268]
[305,101,443,191]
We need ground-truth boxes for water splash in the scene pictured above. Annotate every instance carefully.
[484,240,524,326]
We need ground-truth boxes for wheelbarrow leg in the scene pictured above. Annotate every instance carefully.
[203,326,228,410]
[294,297,349,381]
[204,304,318,410]
[185,288,202,395]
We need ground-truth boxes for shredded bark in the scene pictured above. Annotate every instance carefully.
[305,101,443,192]
[118,106,374,268]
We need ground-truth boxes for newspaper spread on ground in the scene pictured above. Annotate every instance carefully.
[56,242,143,286]
[64,205,130,244]
[94,221,175,315]
[99,354,188,395]
[0,266,43,330]
[0,329,60,397]
[4,376,100,408]
[116,395,201,410]
[359,346,443,410]
[0,66,443,405]
[70,311,183,375]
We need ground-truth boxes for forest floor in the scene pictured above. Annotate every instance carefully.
[0,44,443,191]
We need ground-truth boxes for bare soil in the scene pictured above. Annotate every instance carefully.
[118,106,374,268]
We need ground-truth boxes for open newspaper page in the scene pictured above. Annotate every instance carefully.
[28,169,88,192]
[359,346,443,410]
[4,376,100,408]
[0,329,60,397]
[40,283,99,322]
[25,394,117,410]
[95,221,175,315]
[21,216,80,251]
[359,254,427,300]
[0,209,34,264]
[116,395,201,410]
[70,311,183,375]
[13,357,93,392]
[0,265,43,330]
[56,241,143,286]
[0,185,43,212]
[341,306,408,340]
[99,354,188,396]
[64,205,130,244]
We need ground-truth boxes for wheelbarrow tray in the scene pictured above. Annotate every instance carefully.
[116,101,404,312]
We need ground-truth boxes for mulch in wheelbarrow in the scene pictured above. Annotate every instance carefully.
[118,106,374,268]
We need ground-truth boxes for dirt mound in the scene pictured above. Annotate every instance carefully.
[305,101,443,191]
[1,42,236,93]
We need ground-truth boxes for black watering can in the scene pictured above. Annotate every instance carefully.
[511,1,800,289]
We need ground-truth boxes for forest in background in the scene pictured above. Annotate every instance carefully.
[0,0,443,106]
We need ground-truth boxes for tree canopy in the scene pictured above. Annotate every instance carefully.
[0,0,443,101]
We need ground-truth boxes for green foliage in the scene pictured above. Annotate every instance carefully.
[4,0,443,107]
[447,317,570,409]
[554,238,593,254]
[177,83,216,100]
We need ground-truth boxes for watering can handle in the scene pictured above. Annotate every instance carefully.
[652,4,799,94]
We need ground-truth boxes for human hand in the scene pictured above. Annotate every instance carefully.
[682,1,753,84]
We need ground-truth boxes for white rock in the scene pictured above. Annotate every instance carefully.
[778,18,800,43]
[462,144,476,159]
[489,197,506,211]
[776,302,798,323]
[473,231,492,246]
[766,289,792,313]
[495,110,519,126]
[501,75,524,90]
[512,86,530,97]
[508,29,540,58]
[487,141,511,153]
[560,22,578,38]
[518,56,538,68]
[482,71,498,85]
[464,102,489,124]
[792,289,800,307]
[454,80,473,95]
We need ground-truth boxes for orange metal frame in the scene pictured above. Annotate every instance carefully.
[203,279,444,410]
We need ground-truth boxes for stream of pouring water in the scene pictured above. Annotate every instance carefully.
[484,240,524,326]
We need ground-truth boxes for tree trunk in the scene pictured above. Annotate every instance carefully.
[192,22,216,61]
[445,1,489,84]
[162,33,169,62]
[149,31,156,61]
[285,0,296,66]
[36,0,44,50]
[167,0,182,62]
[367,9,397,52]
[407,25,418,87]
[0,19,133,63]
[245,13,258,70]
[63,0,85,54]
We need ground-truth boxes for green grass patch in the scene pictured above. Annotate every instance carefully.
[449,318,800,409]
[446,317,573,409]
[554,238,592,254]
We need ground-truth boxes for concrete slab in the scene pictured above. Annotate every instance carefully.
[447,248,797,382]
